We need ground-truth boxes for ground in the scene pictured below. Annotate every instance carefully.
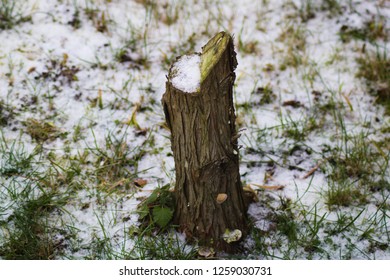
[0,0,389,259]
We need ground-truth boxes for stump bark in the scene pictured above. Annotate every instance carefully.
[162,32,248,252]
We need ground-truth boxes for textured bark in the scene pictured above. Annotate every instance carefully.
[162,32,248,252]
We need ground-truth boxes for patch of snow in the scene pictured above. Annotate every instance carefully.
[248,204,274,232]
[170,54,201,93]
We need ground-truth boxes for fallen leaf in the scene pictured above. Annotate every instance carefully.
[27,67,36,74]
[135,128,148,136]
[242,185,259,202]
[342,92,353,111]
[134,178,148,187]
[282,100,302,108]
[250,183,284,190]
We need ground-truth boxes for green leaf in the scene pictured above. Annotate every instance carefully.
[137,204,150,219]
[152,206,173,228]
[142,190,159,206]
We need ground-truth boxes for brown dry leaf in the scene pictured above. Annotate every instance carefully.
[62,53,69,65]
[301,158,329,179]
[250,183,284,190]
[123,103,141,130]
[27,67,36,74]
[302,163,321,179]
[107,178,127,191]
[134,178,148,187]
[242,184,259,202]
[342,92,353,111]
[135,128,149,136]
[282,100,303,108]
[216,193,228,204]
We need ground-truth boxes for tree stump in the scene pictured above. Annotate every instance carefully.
[162,32,248,252]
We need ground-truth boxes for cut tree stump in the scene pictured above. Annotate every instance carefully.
[162,32,248,252]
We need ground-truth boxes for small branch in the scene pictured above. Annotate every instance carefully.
[301,160,326,179]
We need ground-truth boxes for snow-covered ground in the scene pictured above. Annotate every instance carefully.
[0,0,389,259]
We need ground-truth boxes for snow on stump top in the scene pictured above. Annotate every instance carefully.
[170,54,201,93]
[162,31,247,253]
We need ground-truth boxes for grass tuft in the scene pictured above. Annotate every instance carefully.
[88,130,147,189]
[0,141,71,259]
[356,46,390,114]
[23,118,64,143]
[0,0,31,30]
[340,17,388,43]
[128,227,198,260]
[278,24,308,70]
[325,180,367,209]
[0,188,69,259]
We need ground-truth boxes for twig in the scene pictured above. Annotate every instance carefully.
[249,183,284,190]
[302,160,325,179]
